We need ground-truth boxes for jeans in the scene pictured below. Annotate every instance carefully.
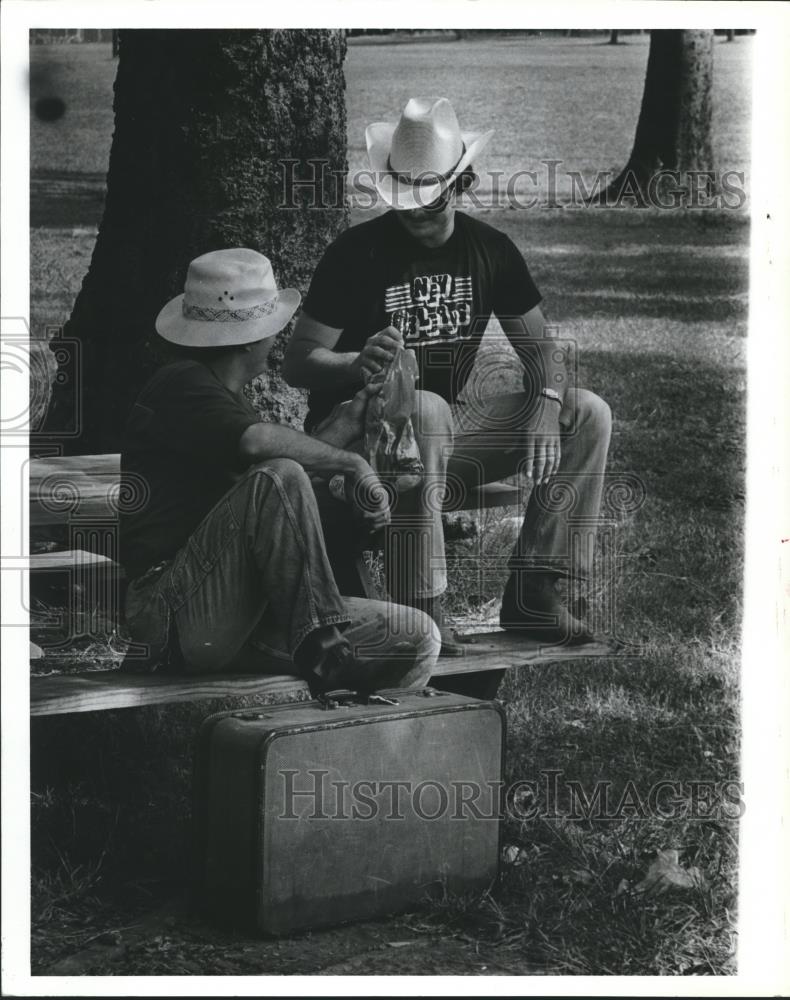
[377,387,612,600]
[123,458,440,690]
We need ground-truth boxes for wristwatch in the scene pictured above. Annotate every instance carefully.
[540,388,563,406]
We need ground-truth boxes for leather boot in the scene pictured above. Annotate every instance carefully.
[412,594,466,657]
[499,571,594,644]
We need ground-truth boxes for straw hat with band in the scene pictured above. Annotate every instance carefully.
[365,97,494,211]
[155,248,301,347]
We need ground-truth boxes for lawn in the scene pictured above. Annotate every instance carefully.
[28,33,748,976]
[32,34,752,199]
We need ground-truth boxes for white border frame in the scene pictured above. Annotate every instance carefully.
[2,2,788,995]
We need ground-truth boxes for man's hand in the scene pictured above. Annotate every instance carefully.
[312,381,382,449]
[346,458,391,533]
[525,405,562,485]
[352,326,403,383]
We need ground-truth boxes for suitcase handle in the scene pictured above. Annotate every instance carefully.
[228,687,450,720]
[317,690,399,709]
[316,687,450,710]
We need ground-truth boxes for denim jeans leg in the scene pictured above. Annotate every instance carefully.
[383,389,452,603]
[148,458,350,674]
[512,388,612,580]
[448,388,611,581]
[252,596,440,690]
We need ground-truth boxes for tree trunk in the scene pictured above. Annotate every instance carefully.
[598,29,715,203]
[609,30,620,45]
[29,340,58,432]
[44,29,348,454]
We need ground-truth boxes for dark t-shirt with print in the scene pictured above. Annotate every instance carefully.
[303,209,542,426]
[120,361,260,580]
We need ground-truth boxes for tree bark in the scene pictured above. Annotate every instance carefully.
[44,29,348,453]
[29,340,58,432]
[597,29,715,203]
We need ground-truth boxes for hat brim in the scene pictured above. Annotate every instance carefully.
[155,289,301,347]
[365,123,494,210]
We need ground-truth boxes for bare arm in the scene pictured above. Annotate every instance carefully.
[498,304,569,404]
[239,421,364,479]
[282,311,403,391]
[238,421,389,530]
[498,304,566,485]
[282,312,359,390]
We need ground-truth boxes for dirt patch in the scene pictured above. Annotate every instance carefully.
[36,891,545,977]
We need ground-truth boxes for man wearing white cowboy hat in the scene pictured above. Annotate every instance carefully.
[284,98,613,652]
[119,248,440,690]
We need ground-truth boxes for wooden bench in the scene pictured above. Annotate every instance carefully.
[29,454,528,526]
[30,454,610,716]
[29,632,614,716]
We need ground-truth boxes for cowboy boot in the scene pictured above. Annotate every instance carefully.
[411,594,466,657]
[499,570,595,645]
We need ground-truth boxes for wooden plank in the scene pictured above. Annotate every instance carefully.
[30,550,124,574]
[30,671,311,717]
[29,456,523,501]
[30,454,122,526]
[31,481,524,525]
[30,455,522,525]
[30,632,614,717]
[31,454,121,478]
[429,630,616,676]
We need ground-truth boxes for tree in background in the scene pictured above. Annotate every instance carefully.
[44,29,348,454]
[598,29,715,203]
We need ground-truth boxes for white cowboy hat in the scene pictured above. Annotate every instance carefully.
[155,248,301,347]
[365,97,494,211]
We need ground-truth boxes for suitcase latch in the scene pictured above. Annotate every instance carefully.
[420,686,450,697]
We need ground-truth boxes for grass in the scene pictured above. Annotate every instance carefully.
[28,35,748,976]
[345,33,751,200]
[29,226,95,338]
[423,205,745,973]
[31,35,752,207]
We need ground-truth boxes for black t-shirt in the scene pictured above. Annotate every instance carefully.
[303,209,542,425]
[119,361,260,579]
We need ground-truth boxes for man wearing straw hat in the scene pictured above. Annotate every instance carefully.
[284,98,612,650]
[119,248,440,691]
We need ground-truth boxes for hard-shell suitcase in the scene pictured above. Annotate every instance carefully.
[193,690,505,935]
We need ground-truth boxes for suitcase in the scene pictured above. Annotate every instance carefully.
[193,689,505,935]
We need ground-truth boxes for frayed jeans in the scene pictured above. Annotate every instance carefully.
[123,458,439,690]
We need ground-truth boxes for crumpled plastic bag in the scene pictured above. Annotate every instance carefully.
[364,347,424,492]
